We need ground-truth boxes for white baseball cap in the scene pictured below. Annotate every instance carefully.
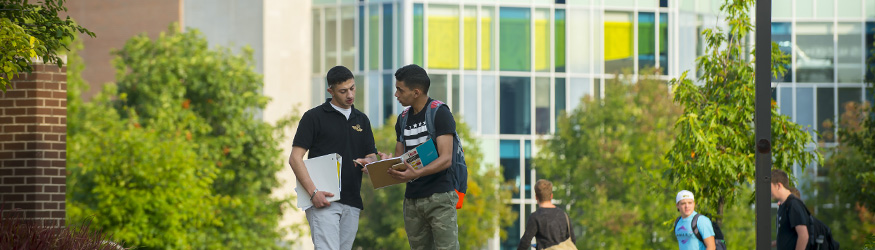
[676,190,694,204]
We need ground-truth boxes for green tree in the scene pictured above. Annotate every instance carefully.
[535,72,683,249]
[665,0,819,223]
[355,118,516,249]
[0,0,94,91]
[68,26,296,249]
[819,86,875,248]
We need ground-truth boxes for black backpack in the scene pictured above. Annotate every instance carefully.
[673,214,727,250]
[796,200,840,250]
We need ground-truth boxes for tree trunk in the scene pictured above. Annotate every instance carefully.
[716,195,725,225]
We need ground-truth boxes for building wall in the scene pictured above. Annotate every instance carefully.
[64,0,182,101]
[0,64,69,227]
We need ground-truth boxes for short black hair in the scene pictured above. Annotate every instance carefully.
[394,64,430,93]
[326,65,354,88]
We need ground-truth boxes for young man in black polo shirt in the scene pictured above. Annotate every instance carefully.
[289,65,383,249]
[771,169,809,250]
[388,64,459,249]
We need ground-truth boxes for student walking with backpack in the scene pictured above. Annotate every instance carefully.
[771,169,840,250]
[517,179,576,250]
[673,190,720,250]
[388,64,467,250]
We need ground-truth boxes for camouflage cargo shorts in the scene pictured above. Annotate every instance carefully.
[403,191,459,250]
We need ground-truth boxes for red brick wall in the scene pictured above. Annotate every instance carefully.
[0,64,67,227]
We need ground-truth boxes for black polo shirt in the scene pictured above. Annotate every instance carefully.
[292,98,377,210]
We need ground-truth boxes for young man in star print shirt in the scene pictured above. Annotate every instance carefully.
[388,64,460,249]
[674,190,716,250]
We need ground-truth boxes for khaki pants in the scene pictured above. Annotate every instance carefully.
[403,191,459,250]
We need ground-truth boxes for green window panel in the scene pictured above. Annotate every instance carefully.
[555,9,566,72]
[413,4,424,66]
[341,6,355,70]
[659,12,668,75]
[369,5,379,70]
[500,7,531,72]
[638,12,656,71]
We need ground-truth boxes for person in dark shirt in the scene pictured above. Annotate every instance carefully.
[518,179,576,250]
[288,65,385,250]
[388,64,460,249]
[771,169,809,250]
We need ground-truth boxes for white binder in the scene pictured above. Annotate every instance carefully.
[295,153,342,209]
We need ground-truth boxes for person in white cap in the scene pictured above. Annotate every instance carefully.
[673,190,716,250]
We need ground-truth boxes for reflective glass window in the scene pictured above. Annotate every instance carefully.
[816,0,834,18]
[430,74,448,103]
[604,12,634,74]
[500,8,531,71]
[464,7,477,70]
[555,78,566,123]
[555,9,566,72]
[383,4,393,69]
[413,4,424,66]
[796,23,834,83]
[428,5,460,69]
[369,5,379,70]
[482,7,495,70]
[838,87,863,124]
[463,75,479,131]
[796,87,816,138]
[482,75,497,134]
[779,87,793,117]
[500,139,522,199]
[535,77,550,134]
[772,23,792,82]
[500,77,532,134]
[383,74,394,122]
[535,9,551,72]
[837,23,864,83]
[817,88,835,142]
[567,8,591,73]
[867,22,875,83]
[838,0,862,18]
[658,13,668,75]
[313,9,322,74]
[326,7,338,71]
[638,12,656,71]
[358,5,365,71]
[341,7,355,69]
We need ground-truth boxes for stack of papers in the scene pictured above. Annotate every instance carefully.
[295,153,342,209]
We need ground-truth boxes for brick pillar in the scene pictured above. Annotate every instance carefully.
[0,64,67,227]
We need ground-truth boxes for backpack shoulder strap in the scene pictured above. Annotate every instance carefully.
[673,216,682,234]
[424,100,444,141]
[692,214,705,243]
[398,107,411,143]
